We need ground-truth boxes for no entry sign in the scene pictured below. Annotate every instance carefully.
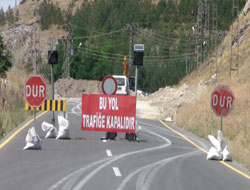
[25,75,47,107]
[102,76,117,95]
[211,85,234,117]
[81,94,136,133]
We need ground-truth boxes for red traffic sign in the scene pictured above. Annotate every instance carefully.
[82,94,136,133]
[102,76,117,95]
[25,75,47,107]
[211,85,234,117]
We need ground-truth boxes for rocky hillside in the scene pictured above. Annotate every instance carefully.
[174,2,250,170]
[0,0,249,170]
[0,0,75,69]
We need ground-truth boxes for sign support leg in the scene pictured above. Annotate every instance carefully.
[51,64,55,125]
[220,116,223,131]
[135,65,138,97]
[34,109,37,127]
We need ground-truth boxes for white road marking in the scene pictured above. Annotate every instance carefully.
[102,139,107,143]
[72,130,172,190]
[117,150,200,190]
[48,110,174,190]
[113,167,122,177]
[106,149,112,157]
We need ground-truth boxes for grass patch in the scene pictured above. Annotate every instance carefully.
[0,69,31,140]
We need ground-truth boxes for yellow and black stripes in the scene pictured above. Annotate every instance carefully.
[25,100,66,112]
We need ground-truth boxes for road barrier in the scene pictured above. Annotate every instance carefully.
[25,99,66,112]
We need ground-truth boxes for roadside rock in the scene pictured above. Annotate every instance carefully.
[0,22,63,69]
[243,0,250,15]
[55,77,102,98]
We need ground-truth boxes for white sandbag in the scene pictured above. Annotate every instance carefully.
[41,121,57,138]
[207,147,222,160]
[222,146,232,162]
[45,127,57,138]
[208,135,222,153]
[56,116,70,139]
[41,121,54,131]
[23,127,41,150]
[217,130,227,150]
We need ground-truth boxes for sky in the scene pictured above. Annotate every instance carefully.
[0,0,20,12]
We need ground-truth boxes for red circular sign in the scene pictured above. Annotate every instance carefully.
[25,75,47,107]
[102,76,117,95]
[211,85,234,117]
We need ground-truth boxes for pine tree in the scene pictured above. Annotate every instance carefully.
[0,7,5,26]
[0,35,12,77]
[6,6,15,24]
[15,9,20,22]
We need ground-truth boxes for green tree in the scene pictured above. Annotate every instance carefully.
[15,9,20,22]
[0,7,5,26]
[39,0,64,30]
[53,0,246,93]
[6,6,15,24]
[0,35,12,77]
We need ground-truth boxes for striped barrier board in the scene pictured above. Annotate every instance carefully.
[25,100,66,112]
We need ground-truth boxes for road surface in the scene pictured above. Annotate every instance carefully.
[0,100,249,190]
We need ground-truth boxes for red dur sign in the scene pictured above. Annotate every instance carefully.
[211,85,234,117]
[25,75,47,107]
[81,94,136,133]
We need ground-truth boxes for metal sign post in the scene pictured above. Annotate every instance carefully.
[48,50,58,123]
[135,65,138,97]
[133,44,144,98]
[51,63,55,124]
[34,109,37,128]
[220,116,223,132]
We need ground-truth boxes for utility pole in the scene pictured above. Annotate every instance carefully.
[195,0,203,72]
[34,28,37,74]
[125,23,138,76]
[209,0,218,76]
[204,0,210,61]
[230,0,239,76]
[66,30,71,78]
[14,0,17,24]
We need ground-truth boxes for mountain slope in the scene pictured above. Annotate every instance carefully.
[175,5,250,170]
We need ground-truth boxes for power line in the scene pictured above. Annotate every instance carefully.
[77,48,124,61]
[138,27,196,43]
[72,28,125,40]
[76,46,196,62]
[144,52,196,58]
[78,46,125,57]
[78,44,196,60]
[144,55,196,62]
[136,29,196,47]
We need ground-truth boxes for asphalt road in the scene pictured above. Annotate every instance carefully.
[0,100,249,190]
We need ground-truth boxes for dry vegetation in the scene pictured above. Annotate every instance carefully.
[0,68,31,137]
[176,11,250,170]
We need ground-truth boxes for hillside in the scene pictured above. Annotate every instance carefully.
[138,3,250,170]
[0,0,249,170]
[174,5,250,169]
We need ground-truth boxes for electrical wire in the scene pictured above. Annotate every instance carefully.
[72,28,125,40]
[136,29,196,47]
[144,52,196,58]
[77,48,124,61]
[144,55,196,62]
[77,45,195,60]
[78,46,126,57]
[136,27,196,44]
[77,47,196,63]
